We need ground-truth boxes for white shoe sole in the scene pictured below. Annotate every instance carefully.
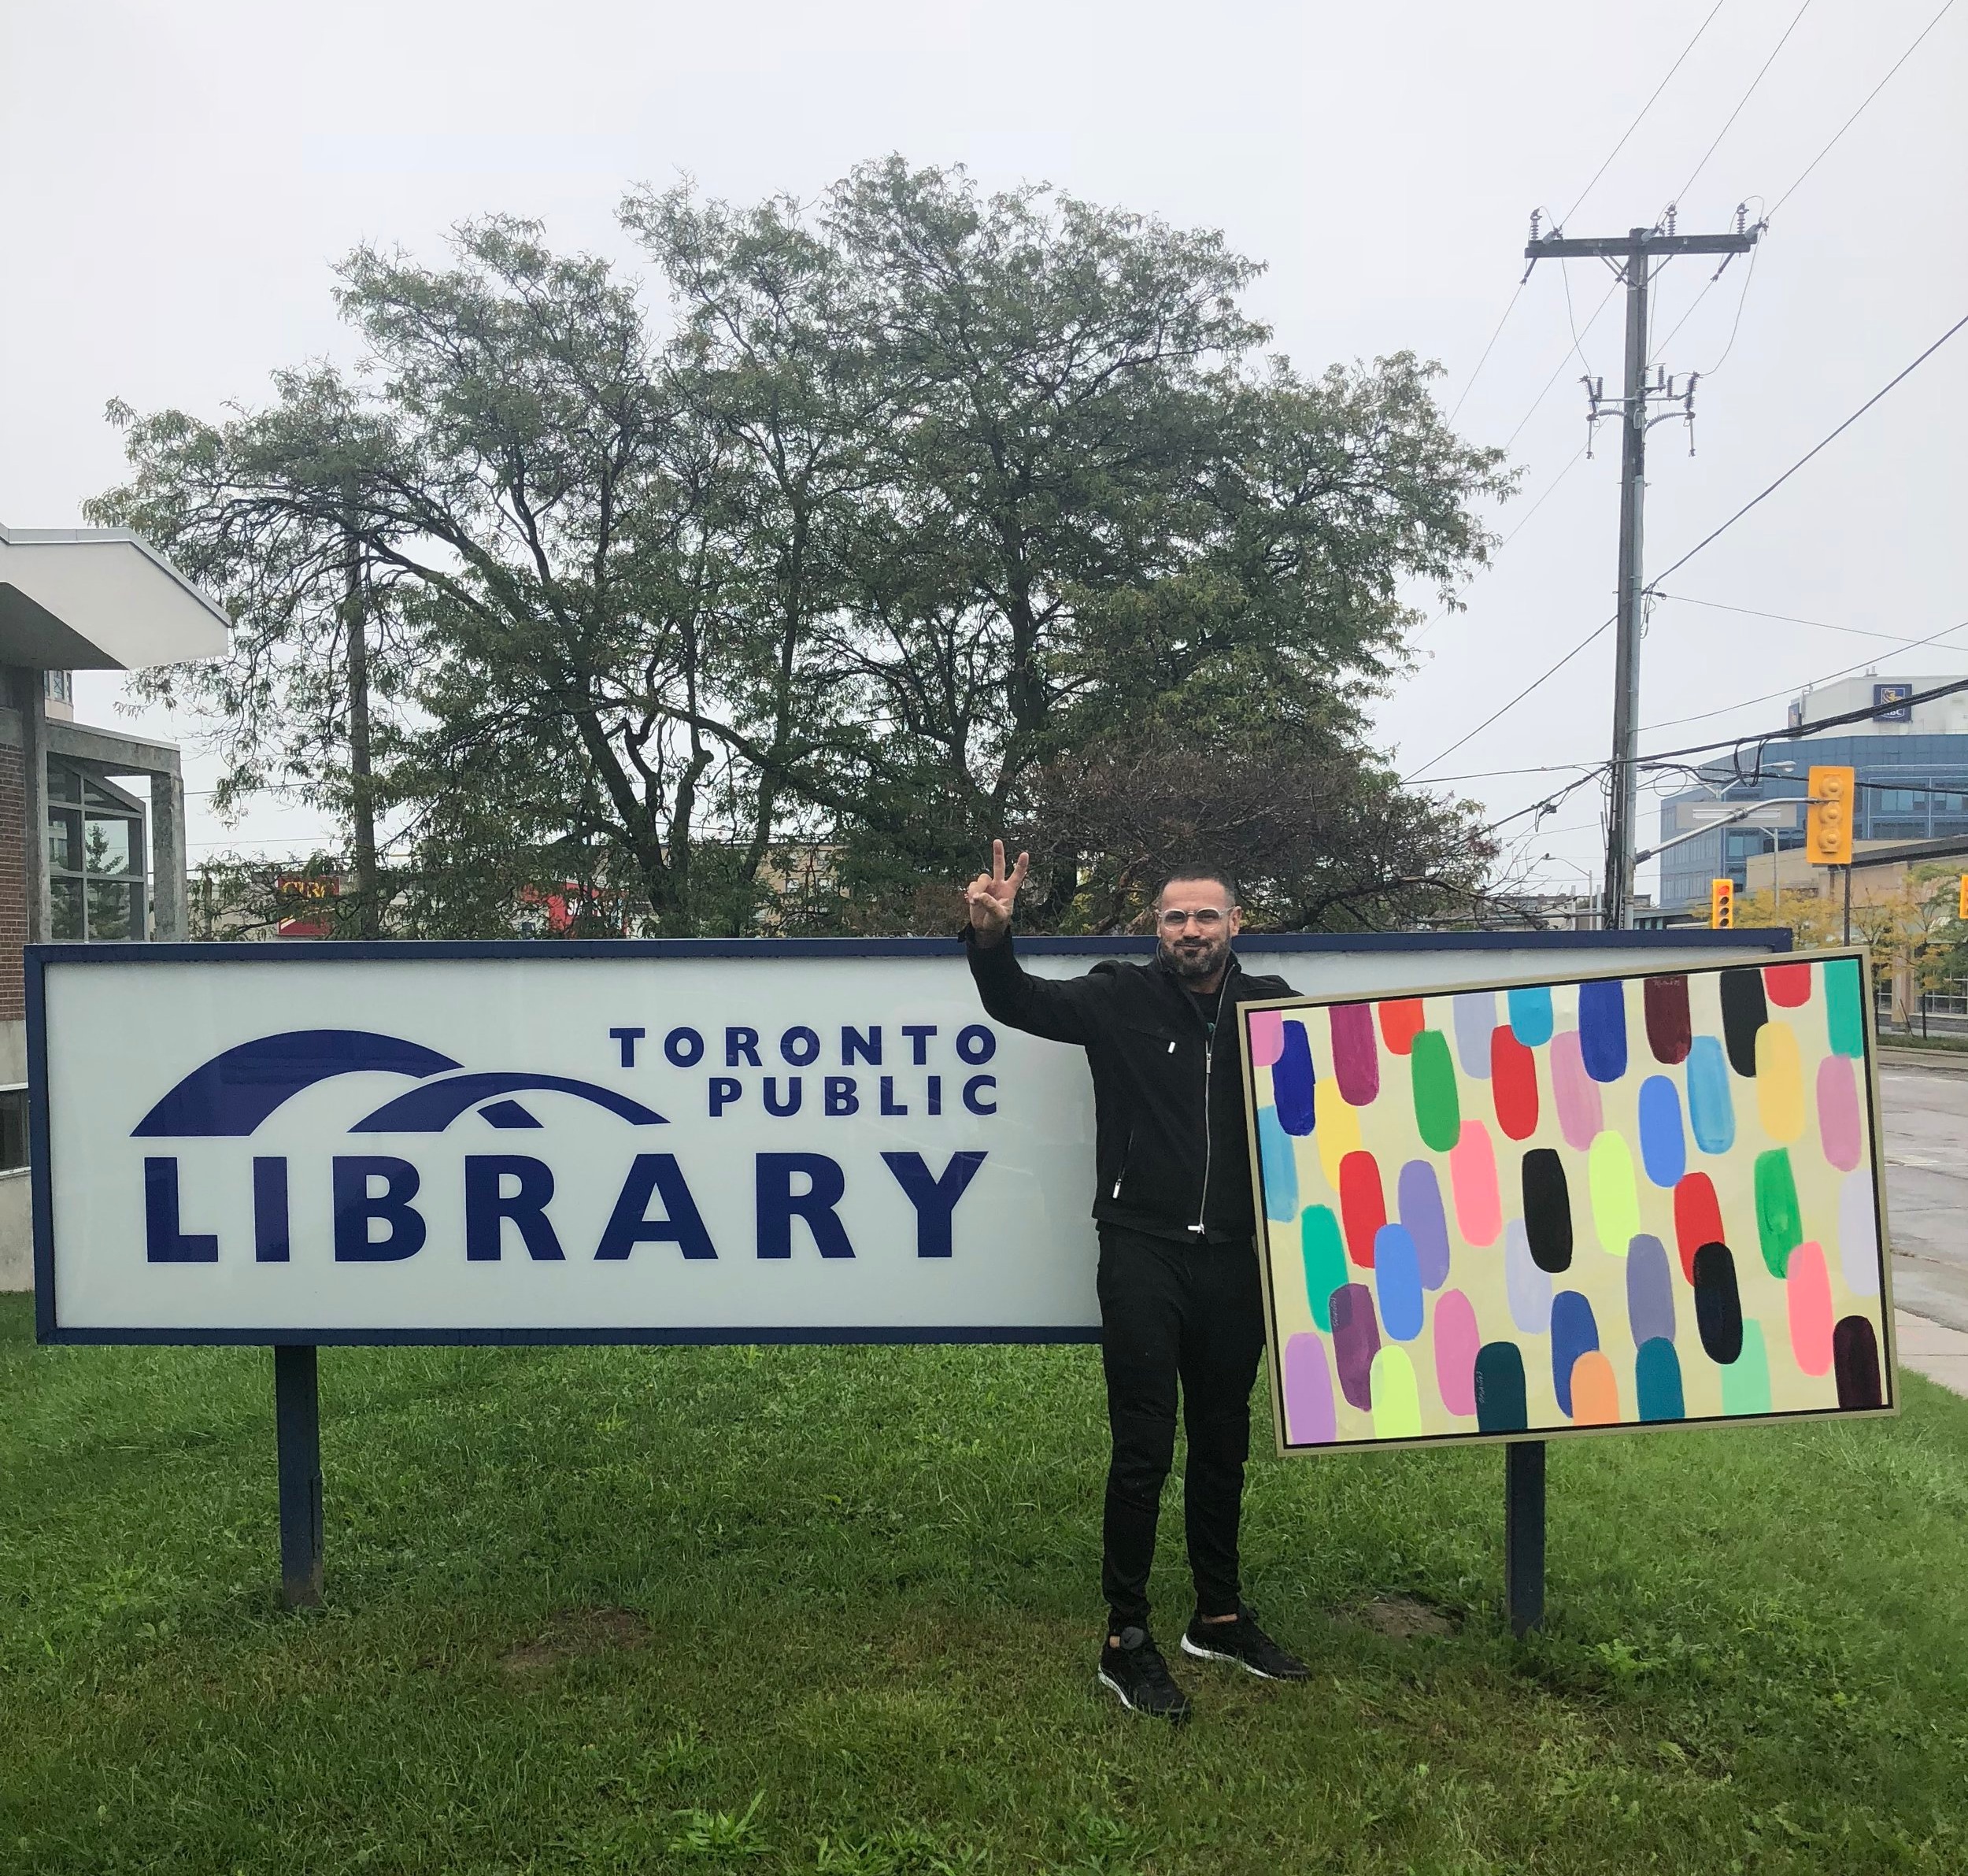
[1179,1632,1298,1679]
[1097,1666,1189,1721]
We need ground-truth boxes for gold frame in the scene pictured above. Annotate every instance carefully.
[1235,945,1900,1458]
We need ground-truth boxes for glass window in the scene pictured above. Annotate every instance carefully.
[50,880,84,940]
[46,760,146,939]
[0,1088,24,1174]
[87,879,139,940]
[83,816,135,875]
[46,808,81,873]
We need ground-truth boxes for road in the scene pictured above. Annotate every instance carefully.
[1881,1061,1968,1331]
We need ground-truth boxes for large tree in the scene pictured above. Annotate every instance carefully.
[92,161,1511,937]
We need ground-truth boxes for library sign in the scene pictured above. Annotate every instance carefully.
[30,934,1782,1346]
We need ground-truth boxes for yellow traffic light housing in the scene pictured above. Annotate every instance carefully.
[1806,765,1855,866]
[1710,878,1734,929]
[1958,872,1968,921]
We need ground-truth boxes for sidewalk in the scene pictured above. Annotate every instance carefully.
[1895,1310,1968,1397]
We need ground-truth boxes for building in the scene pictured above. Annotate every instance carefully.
[1657,675,1968,912]
[0,524,229,1287]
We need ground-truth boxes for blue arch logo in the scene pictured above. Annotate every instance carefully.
[132,1029,667,1138]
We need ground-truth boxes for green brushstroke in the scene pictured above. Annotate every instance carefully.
[1755,1149,1803,1278]
[1587,1131,1640,1256]
[1369,1345,1423,1440]
[1720,1320,1773,1415]
[1300,1206,1348,1332]
[1824,957,1866,1059]
[1410,1029,1461,1153]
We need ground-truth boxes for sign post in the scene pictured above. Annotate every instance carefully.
[1504,1441,1547,1637]
[274,1345,324,1608]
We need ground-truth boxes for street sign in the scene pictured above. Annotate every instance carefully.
[1686,803,1796,829]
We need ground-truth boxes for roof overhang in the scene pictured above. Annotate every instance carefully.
[0,524,230,671]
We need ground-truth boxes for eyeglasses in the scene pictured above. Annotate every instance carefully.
[1158,908,1229,931]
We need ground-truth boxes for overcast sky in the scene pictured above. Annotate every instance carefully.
[3,0,1962,905]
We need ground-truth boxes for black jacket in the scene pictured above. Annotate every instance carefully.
[965,931,1296,1243]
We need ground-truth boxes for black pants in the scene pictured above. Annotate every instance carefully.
[1097,1223,1267,1633]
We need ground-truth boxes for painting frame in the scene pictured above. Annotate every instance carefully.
[1237,946,1899,1459]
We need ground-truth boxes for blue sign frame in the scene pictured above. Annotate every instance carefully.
[28,929,1789,1348]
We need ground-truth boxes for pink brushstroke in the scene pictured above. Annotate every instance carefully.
[1248,1009,1285,1068]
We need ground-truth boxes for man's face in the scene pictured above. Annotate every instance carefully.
[1156,879,1241,982]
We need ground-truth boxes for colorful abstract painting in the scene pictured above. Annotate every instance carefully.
[1240,953,1896,1454]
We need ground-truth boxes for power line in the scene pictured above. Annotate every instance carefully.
[1411,442,1591,642]
[1770,0,1957,216]
[1566,0,1732,224]
[1652,591,1968,648]
[1669,0,1814,211]
[1638,674,1968,768]
[1648,3,1955,368]
[1408,312,1968,783]
[1638,616,1968,734]
[1447,3,1730,423]
[1503,280,1622,450]
[1482,766,1609,834]
[1653,239,1761,373]
[1448,285,1527,425]
[1645,308,1968,591]
[1405,613,1618,782]
[1413,760,1605,785]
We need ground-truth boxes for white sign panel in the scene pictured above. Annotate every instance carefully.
[31,936,1777,1343]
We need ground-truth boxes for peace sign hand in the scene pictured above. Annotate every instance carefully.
[964,839,1029,945]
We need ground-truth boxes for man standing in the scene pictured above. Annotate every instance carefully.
[963,842,1311,1722]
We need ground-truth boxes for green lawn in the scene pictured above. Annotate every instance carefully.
[5,1294,1968,1875]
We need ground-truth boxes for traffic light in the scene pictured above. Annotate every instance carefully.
[1958,873,1968,921]
[1710,878,1734,929]
[1806,765,1856,866]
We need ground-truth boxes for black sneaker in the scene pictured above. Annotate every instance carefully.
[1097,1626,1193,1722]
[1180,1606,1310,1681]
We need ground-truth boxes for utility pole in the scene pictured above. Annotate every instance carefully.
[1524,209,1763,927]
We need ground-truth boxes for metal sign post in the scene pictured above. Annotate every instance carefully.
[1504,1441,1547,1637]
[274,1345,324,1608]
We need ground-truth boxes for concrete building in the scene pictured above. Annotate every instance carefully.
[0,524,229,1287]
[1658,675,1968,912]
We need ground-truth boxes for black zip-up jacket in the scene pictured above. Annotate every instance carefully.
[965,931,1297,1244]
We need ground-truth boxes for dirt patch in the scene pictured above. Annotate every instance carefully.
[498,1606,651,1674]
[1348,1593,1460,1640]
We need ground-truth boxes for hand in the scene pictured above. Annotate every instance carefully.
[965,838,1028,945]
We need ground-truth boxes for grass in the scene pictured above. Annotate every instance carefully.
[1874,1031,1968,1053]
[6,1294,1968,1874]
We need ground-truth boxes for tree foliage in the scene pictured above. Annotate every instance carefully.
[91,159,1513,937]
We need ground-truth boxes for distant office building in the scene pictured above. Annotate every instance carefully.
[1658,675,1968,912]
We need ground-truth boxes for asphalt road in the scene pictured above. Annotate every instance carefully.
[1881,1063,1968,1331]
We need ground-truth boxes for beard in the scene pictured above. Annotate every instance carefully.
[1159,931,1230,982]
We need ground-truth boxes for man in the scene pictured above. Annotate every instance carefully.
[963,842,1310,1722]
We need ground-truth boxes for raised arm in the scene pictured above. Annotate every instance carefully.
[963,840,1107,1045]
